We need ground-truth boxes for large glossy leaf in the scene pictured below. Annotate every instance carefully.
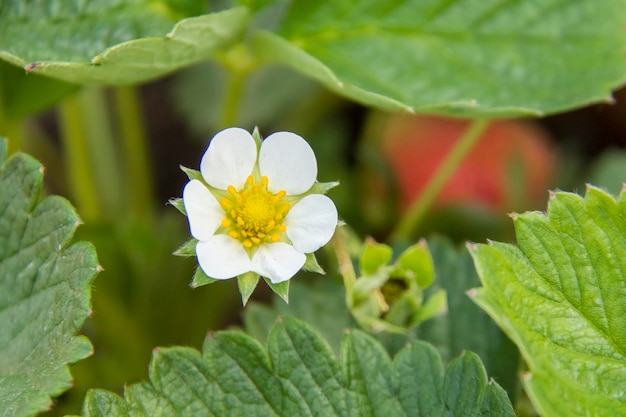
[244,278,355,354]
[0,140,100,417]
[80,317,514,417]
[254,0,626,117]
[171,62,321,137]
[0,61,77,121]
[0,4,248,85]
[470,186,626,416]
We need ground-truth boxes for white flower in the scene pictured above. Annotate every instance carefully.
[183,127,338,284]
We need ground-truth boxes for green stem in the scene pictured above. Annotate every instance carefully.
[113,85,155,219]
[217,42,259,129]
[79,87,123,217]
[390,118,490,243]
[2,119,22,156]
[58,93,101,221]
[331,227,357,308]
[0,71,21,155]
[219,67,247,129]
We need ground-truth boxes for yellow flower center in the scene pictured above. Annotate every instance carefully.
[219,175,291,249]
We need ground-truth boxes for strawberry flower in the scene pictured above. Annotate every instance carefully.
[182,127,338,284]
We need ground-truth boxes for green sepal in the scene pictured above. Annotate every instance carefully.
[191,267,218,288]
[307,180,340,195]
[264,277,290,303]
[0,137,6,162]
[173,238,197,257]
[353,308,409,335]
[412,288,447,326]
[360,239,393,275]
[180,165,204,182]
[251,126,263,148]
[238,272,260,305]
[353,269,389,295]
[394,239,434,289]
[168,197,186,216]
[303,252,325,274]
[346,236,441,333]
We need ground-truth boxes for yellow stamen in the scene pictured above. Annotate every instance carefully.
[219,174,292,249]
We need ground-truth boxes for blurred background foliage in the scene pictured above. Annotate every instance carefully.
[1,1,626,416]
[2,57,625,417]
[18,71,624,415]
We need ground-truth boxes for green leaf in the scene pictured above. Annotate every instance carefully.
[0,151,99,417]
[1,7,249,85]
[1,1,173,63]
[244,278,354,354]
[359,240,392,275]
[470,186,626,416]
[171,63,322,137]
[0,61,77,120]
[80,318,514,416]
[395,239,434,288]
[254,1,626,117]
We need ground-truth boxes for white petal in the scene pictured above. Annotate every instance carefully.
[200,127,257,190]
[196,234,252,279]
[285,194,338,253]
[251,243,306,283]
[183,180,224,241]
[258,131,317,195]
